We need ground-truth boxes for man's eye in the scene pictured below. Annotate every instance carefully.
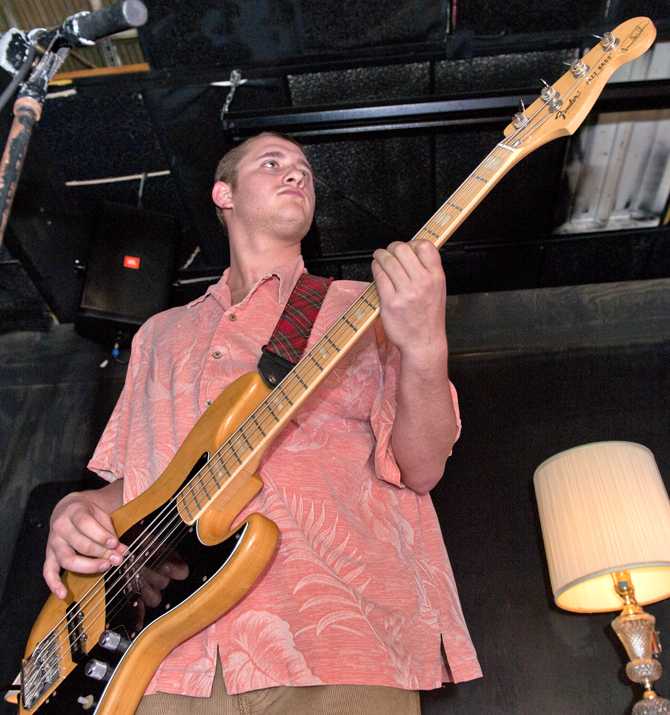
[263,160,278,168]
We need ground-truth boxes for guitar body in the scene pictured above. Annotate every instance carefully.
[19,372,279,715]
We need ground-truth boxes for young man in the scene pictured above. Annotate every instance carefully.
[43,132,481,713]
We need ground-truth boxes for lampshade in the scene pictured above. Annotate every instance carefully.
[534,441,670,613]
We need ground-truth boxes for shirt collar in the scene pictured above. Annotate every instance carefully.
[187,255,306,310]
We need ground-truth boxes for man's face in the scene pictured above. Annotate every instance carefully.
[215,135,316,241]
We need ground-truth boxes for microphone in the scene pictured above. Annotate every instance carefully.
[60,0,148,47]
[0,28,32,76]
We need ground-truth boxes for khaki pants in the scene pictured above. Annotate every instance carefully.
[135,662,420,715]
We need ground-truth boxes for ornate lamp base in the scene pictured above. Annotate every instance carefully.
[632,691,670,715]
[612,573,669,715]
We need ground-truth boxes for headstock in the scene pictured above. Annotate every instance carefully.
[502,17,656,154]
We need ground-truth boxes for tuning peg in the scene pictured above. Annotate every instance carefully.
[540,79,558,103]
[513,98,529,129]
[569,59,590,78]
[593,31,618,51]
[539,80,563,113]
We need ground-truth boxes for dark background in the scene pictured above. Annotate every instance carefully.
[1,0,669,331]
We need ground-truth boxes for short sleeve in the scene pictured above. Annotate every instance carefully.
[369,322,462,488]
[87,325,148,485]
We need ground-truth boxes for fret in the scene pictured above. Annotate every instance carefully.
[288,370,307,390]
[361,295,377,310]
[266,403,280,422]
[343,316,357,332]
[251,413,266,436]
[219,455,231,477]
[421,225,440,239]
[210,469,222,488]
[191,490,201,508]
[325,335,341,352]
[182,499,193,520]
[229,441,242,464]
[308,354,323,371]
[200,477,211,499]
[240,429,253,450]
[474,174,488,183]
[279,385,294,405]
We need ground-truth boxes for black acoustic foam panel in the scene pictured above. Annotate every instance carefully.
[138,0,447,69]
[454,0,605,35]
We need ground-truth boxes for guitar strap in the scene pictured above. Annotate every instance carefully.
[258,272,333,388]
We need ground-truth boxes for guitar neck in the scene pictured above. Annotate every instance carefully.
[412,142,523,249]
[178,141,522,522]
[182,17,658,515]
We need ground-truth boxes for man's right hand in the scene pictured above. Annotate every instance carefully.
[43,479,125,599]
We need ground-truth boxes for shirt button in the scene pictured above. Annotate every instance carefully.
[211,350,222,359]
[228,313,237,321]
[206,400,213,407]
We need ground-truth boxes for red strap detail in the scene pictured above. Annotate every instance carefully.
[263,273,333,365]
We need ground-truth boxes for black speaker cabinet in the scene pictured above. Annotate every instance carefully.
[76,201,178,346]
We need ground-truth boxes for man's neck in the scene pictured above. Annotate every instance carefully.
[227,237,302,304]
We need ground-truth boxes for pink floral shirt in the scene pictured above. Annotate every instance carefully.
[88,256,481,697]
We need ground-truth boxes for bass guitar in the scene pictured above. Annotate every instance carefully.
[10,16,656,714]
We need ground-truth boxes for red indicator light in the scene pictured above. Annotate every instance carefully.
[123,255,141,270]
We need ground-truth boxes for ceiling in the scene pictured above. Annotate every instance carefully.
[1,0,669,335]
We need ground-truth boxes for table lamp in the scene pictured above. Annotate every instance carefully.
[534,441,670,714]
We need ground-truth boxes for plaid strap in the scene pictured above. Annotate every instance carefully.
[258,272,333,387]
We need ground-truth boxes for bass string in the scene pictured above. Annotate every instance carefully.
[23,505,193,698]
[24,493,190,688]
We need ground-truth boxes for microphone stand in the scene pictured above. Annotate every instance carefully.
[0,0,148,248]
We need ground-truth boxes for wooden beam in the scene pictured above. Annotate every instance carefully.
[51,63,150,83]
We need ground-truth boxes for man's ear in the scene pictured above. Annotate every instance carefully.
[212,180,233,210]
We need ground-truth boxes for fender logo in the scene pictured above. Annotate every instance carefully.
[555,91,581,120]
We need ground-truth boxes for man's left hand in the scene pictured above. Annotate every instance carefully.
[371,239,447,359]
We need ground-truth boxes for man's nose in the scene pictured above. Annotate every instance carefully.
[284,165,305,186]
